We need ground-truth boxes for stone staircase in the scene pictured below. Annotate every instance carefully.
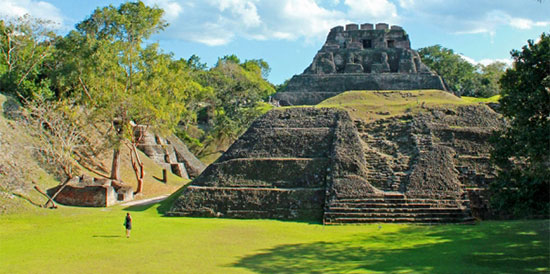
[323,192,474,224]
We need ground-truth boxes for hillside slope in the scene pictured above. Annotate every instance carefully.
[0,93,188,214]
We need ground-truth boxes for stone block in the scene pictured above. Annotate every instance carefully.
[347,41,363,49]
[344,63,364,73]
[116,186,134,202]
[399,59,416,73]
[390,25,403,30]
[371,63,390,73]
[376,23,389,30]
[330,26,344,32]
[80,174,94,185]
[361,23,374,30]
[94,178,112,186]
[171,163,189,179]
[346,24,359,31]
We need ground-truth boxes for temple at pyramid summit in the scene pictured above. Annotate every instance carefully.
[274,23,448,105]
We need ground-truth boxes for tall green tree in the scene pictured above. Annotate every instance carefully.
[490,32,550,218]
[184,54,274,160]
[418,45,506,97]
[53,1,200,192]
[477,61,507,97]
[0,15,57,99]
[418,45,478,95]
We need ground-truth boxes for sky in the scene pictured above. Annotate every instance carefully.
[1,0,549,84]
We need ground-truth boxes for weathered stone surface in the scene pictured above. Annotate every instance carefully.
[169,108,375,220]
[47,176,134,207]
[134,126,206,179]
[273,23,448,105]
[170,105,504,223]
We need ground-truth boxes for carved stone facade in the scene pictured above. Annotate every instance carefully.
[274,23,448,105]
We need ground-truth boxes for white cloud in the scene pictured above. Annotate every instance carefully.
[215,0,261,27]
[509,18,550,30]
[145,0,183,21]
[147,0,550,46]
[0,0,63,27]
[344,0,398,21]
[459,54,513,67]
[398,0,550,35]
[398,0,414,9]
[152,0,403,46]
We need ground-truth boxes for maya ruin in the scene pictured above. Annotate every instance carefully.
[273,23,448,106]
[169,24,505,224]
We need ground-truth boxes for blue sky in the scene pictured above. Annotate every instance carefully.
[1,0,549,84]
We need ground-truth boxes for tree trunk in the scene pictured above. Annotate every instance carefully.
[111,148,121,180]
[129,143,145,195]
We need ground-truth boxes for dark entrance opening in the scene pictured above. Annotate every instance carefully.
[362,39,372,49]
[387,40,395,48]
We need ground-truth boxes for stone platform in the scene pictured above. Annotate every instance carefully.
[276,73,447,105]
[169,106,502,223]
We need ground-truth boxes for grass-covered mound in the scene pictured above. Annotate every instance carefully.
[0,202,548,273]
[316,89,499,122]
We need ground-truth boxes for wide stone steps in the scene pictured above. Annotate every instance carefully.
[326,207,467,213]
[325,212,469,219]
[332,198,469,204]
[324,216,475,224]
[324,192,472,224]
[328,202,466,209]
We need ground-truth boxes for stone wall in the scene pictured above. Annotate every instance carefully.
[47,175,134,207]
[170,105,504,223]
[276,74,447,105]
[168,108,370,220]
[273,23,448,106]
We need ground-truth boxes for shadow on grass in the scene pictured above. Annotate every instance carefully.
[233,220,550,273]
[92,235,122,238]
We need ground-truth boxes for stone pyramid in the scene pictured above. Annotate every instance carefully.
[274,23,448,105]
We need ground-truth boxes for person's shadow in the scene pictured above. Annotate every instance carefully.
[92,235,122,238]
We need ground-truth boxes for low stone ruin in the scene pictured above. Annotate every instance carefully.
[274,23,448,105]
[134,126,206,179]
[169,106,504,224]
[47,174,133,207]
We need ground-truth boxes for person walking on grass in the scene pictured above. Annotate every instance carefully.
[124,213,132,238]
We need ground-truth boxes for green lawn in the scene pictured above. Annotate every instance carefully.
[316,90,499,122]
[0,198,548,274]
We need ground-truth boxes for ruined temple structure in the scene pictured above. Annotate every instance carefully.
[47,174,134,207]
[134,125,206,179]
[274,23,448,105]
[169,106,503,223]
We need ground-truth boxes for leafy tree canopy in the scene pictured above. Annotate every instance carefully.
[490,32,550,218]
[0,15,58,99]
[418,45,506,97]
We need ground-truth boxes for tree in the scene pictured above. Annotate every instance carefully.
[184,54,275,159]
[477,61,506,97]
[418,45,478,95]
[0,15,57,99]
[53,1,196,194]
[418,45,506,97]
[490,32,550,218]
[187,54,207,71]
